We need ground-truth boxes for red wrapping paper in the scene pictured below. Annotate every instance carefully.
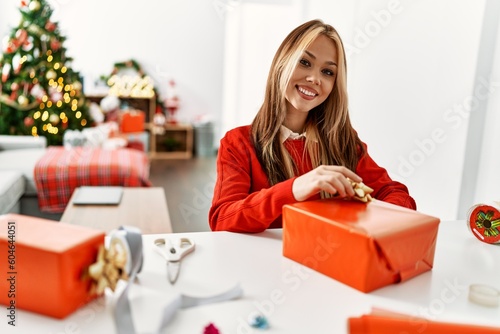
[283,199,440,292]
[0,214,104,318]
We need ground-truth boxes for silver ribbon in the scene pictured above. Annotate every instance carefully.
[112,226,243,334]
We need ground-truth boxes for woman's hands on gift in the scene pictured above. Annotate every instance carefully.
[292,165,362,202]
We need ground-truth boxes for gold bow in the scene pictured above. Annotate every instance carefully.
[86,237,129,295]
[350,180,374,203]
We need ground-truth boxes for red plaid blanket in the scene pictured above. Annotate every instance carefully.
[34,146,152,213]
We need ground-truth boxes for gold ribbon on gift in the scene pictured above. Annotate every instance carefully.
[87,235,130,294]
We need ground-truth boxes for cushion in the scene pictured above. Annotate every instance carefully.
[0,148,47,195]
[0,171,25,214]
[0,135,47,150]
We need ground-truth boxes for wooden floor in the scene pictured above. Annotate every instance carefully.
[149,155,217,233]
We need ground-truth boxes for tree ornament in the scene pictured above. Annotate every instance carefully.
[15,29,28,46]
[50,88,62,102]
[29,0,41,11]
[12,53,22,74]
[50,38,60,51]
[28,24,44,37]
[11,82,19,91]
[21,0,28,7]
[29,68,36,79]
[22,36,34,51]
[46,69,57,80]
[49,113,60,125]
[45,21,56,32]
[30,83,45,100]
[17,95,29,106]
[2,36,17,54]
[24,116,34,127]
[2,63,11,82]
[72,81,82,91]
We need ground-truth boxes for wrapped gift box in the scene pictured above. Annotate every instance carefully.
[283,199,440,293]
[120,110,145,133]
[0,214,105,318]
[124,131,150,152]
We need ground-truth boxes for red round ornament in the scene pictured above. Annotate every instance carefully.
[24,116,34,127]
[45,21,56,32]
[50,39,61,51]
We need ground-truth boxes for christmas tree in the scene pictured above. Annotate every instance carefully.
[0,0,92,145]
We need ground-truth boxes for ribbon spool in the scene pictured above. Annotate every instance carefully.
[466,201,500,244]
[109,227,144,276]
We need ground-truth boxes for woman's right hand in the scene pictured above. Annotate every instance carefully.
[292,165,362,201]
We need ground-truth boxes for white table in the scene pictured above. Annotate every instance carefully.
[3,220,500,333]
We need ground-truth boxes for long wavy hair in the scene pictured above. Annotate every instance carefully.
[251,19,364,195]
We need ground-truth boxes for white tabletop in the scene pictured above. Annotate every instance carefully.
[3,220,500,333]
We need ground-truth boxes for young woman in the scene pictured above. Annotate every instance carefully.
[209,19,416,233]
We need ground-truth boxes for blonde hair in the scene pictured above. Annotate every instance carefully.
[251,19,363,191]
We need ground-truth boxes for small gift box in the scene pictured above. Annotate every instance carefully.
[0,214,105,318]
[120,110,145,133]
[283,199,440,293]
[124,131,150,152]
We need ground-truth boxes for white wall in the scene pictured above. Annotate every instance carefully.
[341,0,485,221]
[221,0,305,139]
[474,8,500,206]
[0,0,225,125]
[222,0,488,221]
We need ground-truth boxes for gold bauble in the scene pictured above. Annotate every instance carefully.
[17,95,29,106]
[46,69,57,80]
[29,0,41,11]
[49,113,60,125]
[72,81,82,91]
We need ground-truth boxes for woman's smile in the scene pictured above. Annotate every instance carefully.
[296,85,318,99]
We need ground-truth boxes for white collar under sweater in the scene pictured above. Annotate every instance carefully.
[280,125,306,143]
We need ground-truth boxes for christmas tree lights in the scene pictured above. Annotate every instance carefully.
[0,0,92,145]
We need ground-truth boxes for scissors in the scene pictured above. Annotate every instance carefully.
[154,237,195,284]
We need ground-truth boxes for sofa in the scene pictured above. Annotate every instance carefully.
[0,135,60,219]
[0,131,152,219]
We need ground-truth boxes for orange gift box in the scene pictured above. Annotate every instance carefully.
[120,110,145,133]
[282,199,440,293]
[0,214,104,318]
[348,309,500,333]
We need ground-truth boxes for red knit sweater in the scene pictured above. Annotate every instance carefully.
[209,125,416,233]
